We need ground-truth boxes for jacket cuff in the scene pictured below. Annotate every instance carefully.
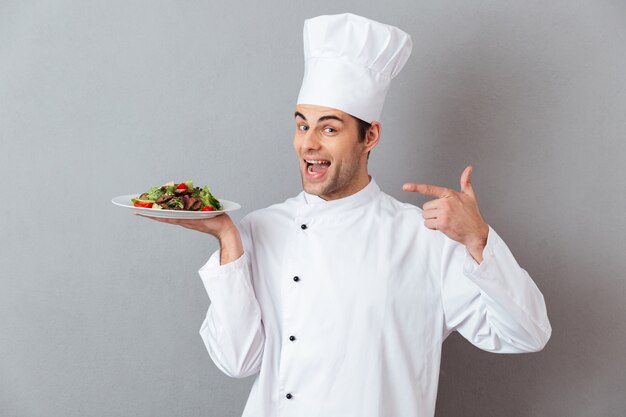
[198,251,250,299]
[463,225,500,278]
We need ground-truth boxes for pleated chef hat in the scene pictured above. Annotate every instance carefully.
[297,13,412,123]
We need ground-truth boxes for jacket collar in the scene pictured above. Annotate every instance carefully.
[300,178,380,213]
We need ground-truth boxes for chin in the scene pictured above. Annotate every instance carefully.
[302,182,322,196]
[301,177,328,196]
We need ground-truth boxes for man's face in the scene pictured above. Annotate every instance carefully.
[293,104,373,200]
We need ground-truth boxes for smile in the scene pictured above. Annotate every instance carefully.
[305,159,331,176]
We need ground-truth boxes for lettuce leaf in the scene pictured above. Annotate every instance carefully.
[199,186,222,210]
[145,186,164,201]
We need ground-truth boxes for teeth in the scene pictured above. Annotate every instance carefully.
[307,159,329,175]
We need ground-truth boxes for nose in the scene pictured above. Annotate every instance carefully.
[302,129,321,151]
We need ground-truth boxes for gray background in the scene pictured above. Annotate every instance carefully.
[1,1,625,416]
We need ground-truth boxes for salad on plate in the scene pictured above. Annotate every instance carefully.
[131,180,222,212]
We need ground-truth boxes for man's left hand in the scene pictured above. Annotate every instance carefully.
[403,166,489,263]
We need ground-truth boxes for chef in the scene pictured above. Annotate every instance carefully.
[150,13,551,417]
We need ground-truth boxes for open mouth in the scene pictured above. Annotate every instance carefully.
[305,159,331,176]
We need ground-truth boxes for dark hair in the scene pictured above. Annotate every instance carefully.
[356,117,372,142]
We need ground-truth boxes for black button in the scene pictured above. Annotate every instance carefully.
[300,224,307,230]
[289,335,296,341]
[286,393,293,399]
[293,276,300,282]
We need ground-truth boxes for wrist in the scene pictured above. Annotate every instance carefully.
[465,223,489,263]
[218,224,244,265]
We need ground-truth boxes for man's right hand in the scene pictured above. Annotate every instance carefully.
[138,213,244,265]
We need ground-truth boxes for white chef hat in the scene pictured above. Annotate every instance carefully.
[297,13,412,123]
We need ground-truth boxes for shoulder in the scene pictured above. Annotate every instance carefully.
[375,189,424,219]
[239,193,302,229]
[237,194,302,252]
[374,189,447,245]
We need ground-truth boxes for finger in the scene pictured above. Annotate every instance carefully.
[422,208,438,220]
[423,192,455,211]
[423,200,436,211]
[135,214,179,224]
[422,199,441,211]
[460,165,476,197]
[403,183,451,198]
[424,218,438,230]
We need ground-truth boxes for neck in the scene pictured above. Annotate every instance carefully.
[318,174,371,201]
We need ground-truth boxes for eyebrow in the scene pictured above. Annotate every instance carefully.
[318,115,344,123]
[294,112,344,123]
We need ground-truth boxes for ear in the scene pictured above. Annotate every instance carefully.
[364,121,381,153]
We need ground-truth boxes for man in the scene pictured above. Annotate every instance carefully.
[150,13,551,417]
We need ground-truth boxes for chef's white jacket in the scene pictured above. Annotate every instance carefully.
[198,179,551,417]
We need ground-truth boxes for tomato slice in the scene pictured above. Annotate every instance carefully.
[133,201,153,208]
[176,183,188,190]
[201,205,216,211]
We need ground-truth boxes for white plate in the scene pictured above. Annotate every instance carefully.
[111,194,241,219]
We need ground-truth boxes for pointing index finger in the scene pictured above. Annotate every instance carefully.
[402,183,451,198]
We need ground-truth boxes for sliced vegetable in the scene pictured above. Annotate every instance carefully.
[133,200,154,208]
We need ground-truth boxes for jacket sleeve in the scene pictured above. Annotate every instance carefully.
[441,226,551,353]
[198,247,265,378]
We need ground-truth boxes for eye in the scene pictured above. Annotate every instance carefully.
[297,124,309,132]
[322,127,336,134]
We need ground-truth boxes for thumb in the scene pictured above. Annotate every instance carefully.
[460,165,476,197]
